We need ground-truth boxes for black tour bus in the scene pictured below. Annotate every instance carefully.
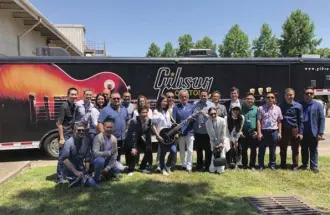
[0,56,329,157]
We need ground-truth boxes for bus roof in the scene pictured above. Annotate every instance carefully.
[0,56,330,64]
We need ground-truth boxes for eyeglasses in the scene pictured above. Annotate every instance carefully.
[76,129,85,132]
[305,92,314,95]
[210,113,216,116]
[267,96,275,99]
[112,98,120,100]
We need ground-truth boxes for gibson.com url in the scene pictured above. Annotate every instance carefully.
[305,67,329,71]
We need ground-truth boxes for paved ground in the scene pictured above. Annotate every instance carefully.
[0,161,31,184]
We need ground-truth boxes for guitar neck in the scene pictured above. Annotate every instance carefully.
[167,111,198,136]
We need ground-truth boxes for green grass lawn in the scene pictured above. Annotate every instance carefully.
[0,157,330,215]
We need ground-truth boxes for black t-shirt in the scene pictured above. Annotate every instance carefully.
[58,100,76,137]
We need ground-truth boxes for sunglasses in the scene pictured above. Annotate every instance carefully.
[232,108,240,111]
[210,113,216,116]
[305,92,314,95]
[112,98,120,100]
[76,129,85,132]
[267,96,275,99]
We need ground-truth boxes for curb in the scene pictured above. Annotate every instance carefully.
[0,161,31,185]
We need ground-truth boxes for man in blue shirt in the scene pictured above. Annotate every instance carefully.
[300,87,325,173]
[193,89,215,171]
[172,90,195,173]
[59,122,96,188]
[279,88,304,171]
[98,92,129,162]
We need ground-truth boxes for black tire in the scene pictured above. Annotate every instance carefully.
[44,133,60,158]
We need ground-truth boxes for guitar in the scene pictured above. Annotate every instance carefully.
[159,108,202,145]
[0,64,131,117]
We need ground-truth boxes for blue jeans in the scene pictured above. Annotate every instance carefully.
[159,143,177,169]
[93,157,124,183]
[301,132,318,169]
[57,135,71,182]
[63,159,96,187]
[258,130,278,168]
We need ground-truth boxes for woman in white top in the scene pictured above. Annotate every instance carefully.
[132,95,153,119]
[86,93,106,143]
[151,95,176,176]
[226,103,245,169]
[206,107,229,174]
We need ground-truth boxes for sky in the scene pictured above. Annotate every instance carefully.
[30,0,330,57]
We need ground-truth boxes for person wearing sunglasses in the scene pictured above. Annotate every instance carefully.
[257,92,283,171]
[59,122,96,188]
[226,103,245,169]
[300,87,325,173]
[279,88,303,171]
[98,92,129,163]
[206,107,229,174]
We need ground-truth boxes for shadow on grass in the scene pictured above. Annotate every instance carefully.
[0,178,256,215]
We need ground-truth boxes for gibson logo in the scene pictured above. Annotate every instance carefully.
[153,67,214,98]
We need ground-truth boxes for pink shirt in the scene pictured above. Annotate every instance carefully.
[258,104,283,130]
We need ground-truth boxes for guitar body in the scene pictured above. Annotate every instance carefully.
[159,124,179,145]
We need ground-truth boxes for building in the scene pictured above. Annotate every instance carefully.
[0,0,86,56]
[55,24,106,57]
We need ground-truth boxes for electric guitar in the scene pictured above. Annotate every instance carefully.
[159,108,202,145]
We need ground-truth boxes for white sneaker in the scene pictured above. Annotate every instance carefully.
[165,166,171,174]
[128,172,134,177]
[141,169,151,174]
[162,170,169,176]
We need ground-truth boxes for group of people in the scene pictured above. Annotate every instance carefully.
[55,86,325,188]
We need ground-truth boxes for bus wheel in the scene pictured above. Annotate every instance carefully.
[44,133,59,158]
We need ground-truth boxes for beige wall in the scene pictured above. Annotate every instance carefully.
[0,11,47,56]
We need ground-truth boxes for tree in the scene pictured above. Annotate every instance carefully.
[279,9,322,57]
[161,42,176,57]
[315,48,330,58]
[195,36,216,50]
[252,24,279,57]
[218,24,251,57]
[146,42,161,57]
[176,34,194,56]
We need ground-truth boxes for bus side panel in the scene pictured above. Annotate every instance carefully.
[290,64,326,101]
[257,65,290,100]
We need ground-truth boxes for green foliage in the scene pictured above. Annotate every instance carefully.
[195,36,216,50]
[218,24,251,57]
[176,34,194,57]
[252,24,279,57]
[146,42,161,57]
[279,9,322,57]
[161,42,176,57]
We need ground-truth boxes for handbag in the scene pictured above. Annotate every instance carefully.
[213,146,227,167]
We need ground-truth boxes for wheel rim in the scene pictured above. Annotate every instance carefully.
[50,138,59,155]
